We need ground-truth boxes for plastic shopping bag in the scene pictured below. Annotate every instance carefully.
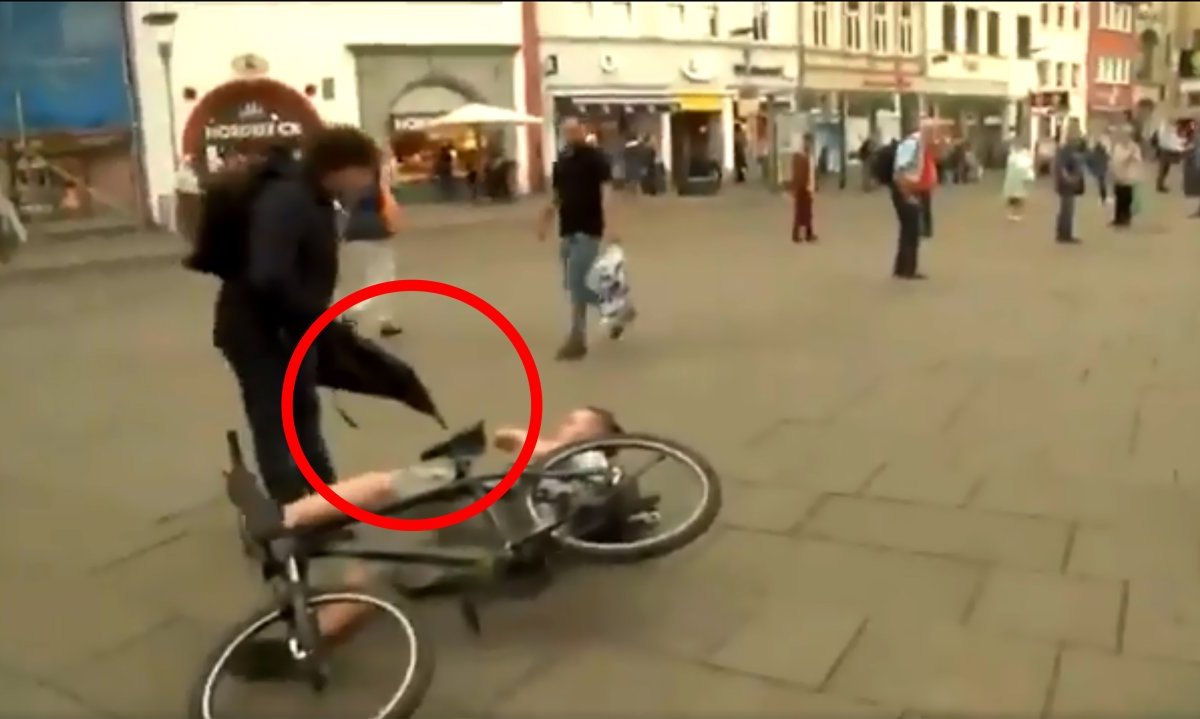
[585,244,631,325]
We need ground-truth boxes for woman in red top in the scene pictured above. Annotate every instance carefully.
[791,133,817,243]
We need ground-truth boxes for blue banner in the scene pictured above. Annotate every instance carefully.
[0,1,132,135]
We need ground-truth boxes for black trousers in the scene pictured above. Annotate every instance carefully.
[891,186,922,277]
[1112,184,1134,226]
[222,341,335,505]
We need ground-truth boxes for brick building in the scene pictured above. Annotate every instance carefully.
[1087,1,1139,133]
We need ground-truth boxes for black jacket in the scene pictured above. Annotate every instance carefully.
[212,165,340,351]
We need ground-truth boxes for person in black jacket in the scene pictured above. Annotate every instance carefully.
[214,127,380,504]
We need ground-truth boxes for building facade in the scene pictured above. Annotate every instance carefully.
[798,1,925,175]
[923,1,1044,160]
[1028,2,1089,143]
[536,1,799,188]
[1087,1,1138,132]
[129,1,532,221]
[1132,0,1177,120]
[0,2,143,226]
[1173,1,1200,112]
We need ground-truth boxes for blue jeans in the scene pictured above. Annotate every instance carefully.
[559,233,601,343]
[1056,193,1076,241]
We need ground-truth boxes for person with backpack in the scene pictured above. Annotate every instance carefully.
[888,122,936,280]
[188,127,382,505]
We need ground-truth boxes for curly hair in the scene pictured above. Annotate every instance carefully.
[302,125,379,179]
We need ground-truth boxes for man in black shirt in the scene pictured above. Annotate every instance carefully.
[538,118,630,361]
[215,127,380,504]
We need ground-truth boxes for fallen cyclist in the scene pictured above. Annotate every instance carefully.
[230,407,644,680]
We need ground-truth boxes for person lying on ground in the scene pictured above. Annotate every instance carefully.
[230,407,624,681]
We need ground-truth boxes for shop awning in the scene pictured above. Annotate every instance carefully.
[676,93,726,113]
[553,96,678,116]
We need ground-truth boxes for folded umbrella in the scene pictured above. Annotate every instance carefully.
[315,320,446,428]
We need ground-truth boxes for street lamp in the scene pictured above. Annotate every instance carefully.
[142,9,180,169]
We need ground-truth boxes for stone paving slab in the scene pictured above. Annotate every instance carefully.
[828,619,1057,717]
[804,495,1072,572]
[1051,647,1200,718]
[968,568,1123,650]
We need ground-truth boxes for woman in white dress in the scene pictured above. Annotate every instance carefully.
[1003,138,1036,221]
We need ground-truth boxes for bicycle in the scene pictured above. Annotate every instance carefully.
[189,421,722,719]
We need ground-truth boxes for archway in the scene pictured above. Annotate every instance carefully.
[180,78,324,174]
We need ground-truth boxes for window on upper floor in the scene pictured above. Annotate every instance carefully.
[613,1,632,23]
[871,2,889,53]
[986,11,999,56]
[812,1,831,48]
[666,2,685,25]
[1037,60,1050,86]
[1193,28,1200,49]
[846,1,864,51]
[898,2,915,54]
[1071,63,1080,88]
[752,1,770,41]
[1055,62,1065,86]
[942,3,957,52]
[1017,15,1032,58]
[1040,2,1049,25]
[965,7,979,53]
[1056,3,1065,28]
[707,3,719,38]
[1073,3,1081,29]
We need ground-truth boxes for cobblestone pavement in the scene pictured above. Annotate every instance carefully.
[5,181,1200,717]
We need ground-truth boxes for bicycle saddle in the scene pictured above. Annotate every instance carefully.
[419,421,487,463]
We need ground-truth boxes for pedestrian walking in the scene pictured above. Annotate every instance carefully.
[889,122,934,280]
[1054,122,1086,244]
[341,153,404,338]
[538,117,635,361]
[193,128,381,504]
[790,133,817,243]
[1109,126,1142,229]
[1086,136,1111,206]
[1003,138,1035,221]
[1154,118,1184,193]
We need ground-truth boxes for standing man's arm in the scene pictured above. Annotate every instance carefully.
[537,160,560,242]
[598,153,618,243]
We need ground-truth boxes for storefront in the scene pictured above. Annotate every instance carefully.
[129,1,528,222]
[1087,84,1135,135]
[540,39,797,193]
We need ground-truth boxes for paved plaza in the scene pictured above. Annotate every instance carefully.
[6,180,1200,717]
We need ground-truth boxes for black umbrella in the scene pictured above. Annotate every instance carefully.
[315,320,446,428]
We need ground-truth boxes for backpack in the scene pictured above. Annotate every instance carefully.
[183,157,291,279]
[871,141,898,186]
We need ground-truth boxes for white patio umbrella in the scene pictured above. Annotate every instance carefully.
[426,103,542,128]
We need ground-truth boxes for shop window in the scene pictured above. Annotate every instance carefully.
[965,7,979,54]
[942,3,956,52]
[1017,15,1032,59]
[986,12,999,56]
[846,1,864,51]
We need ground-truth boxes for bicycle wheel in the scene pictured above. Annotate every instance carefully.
[527,433,722,563]
[188,586,434,719]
